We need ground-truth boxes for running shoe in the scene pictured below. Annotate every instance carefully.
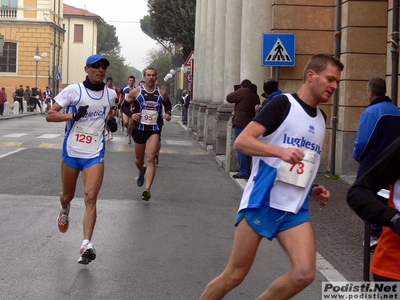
[142,188,151,201]
[136,166,146,187]
[370,236,379,250]
[57,206,70,233]
[128,138,132,144]
[155,155,159,165]
[78,243,96,265]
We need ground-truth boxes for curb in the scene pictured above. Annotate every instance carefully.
[0,112,43,120]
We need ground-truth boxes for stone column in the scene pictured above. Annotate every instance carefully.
[241,0,270,94]
[192,0,202,102]
[203,0,227,153]
[190,0,208,134]
[223,0,242,172]
[195,0,215,142]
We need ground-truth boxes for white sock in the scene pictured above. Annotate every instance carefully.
[82,239,90,246]
[61,205,69,214]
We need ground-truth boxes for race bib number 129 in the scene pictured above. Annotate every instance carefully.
[71,125,101,153]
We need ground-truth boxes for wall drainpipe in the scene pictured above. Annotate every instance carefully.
[330,0,341,175]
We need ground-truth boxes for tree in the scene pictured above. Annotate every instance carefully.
[142,0,195,60]
[140,15,173,55]
[145,47,172,90]
[97,23,120,54]
[97,23,129,88]
[127,66,143,82]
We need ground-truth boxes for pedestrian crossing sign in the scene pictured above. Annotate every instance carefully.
[262,33,295,67]
[54,72,62,80]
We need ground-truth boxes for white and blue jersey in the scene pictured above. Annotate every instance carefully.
[239,94,326,214]
[55,83,114,159]
[44,90,52,102]
[134,86,164,131]
[121,85,135,100]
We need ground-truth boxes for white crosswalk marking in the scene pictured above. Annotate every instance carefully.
[165,140,192,146]
[3,133,28,138]
[37,134,61,138]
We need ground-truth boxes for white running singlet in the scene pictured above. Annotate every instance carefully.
[55,83,114,159]
[238,94,326,214]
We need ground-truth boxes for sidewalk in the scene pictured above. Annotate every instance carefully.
[0,111,42,120]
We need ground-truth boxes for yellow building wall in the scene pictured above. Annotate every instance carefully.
[0,24,63,101]
[23,0,38,19]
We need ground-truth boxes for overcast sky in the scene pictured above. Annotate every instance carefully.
[63,0,159,71]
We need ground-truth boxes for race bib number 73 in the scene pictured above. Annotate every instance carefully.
[276,150,317,188]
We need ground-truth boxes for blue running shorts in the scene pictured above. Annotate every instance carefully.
[235,200,309,241]
[62,154,104,171]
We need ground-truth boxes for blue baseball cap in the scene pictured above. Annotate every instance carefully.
[86,54,110,66]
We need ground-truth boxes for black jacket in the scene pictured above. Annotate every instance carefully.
[347,136,400,226]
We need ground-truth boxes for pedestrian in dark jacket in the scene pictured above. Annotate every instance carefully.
[255,78,283,113]
[353,78,400,248]
[226,79,260,179]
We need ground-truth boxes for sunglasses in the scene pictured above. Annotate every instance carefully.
[88,63,108,70]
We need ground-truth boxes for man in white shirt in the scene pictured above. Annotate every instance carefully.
[46,54,116,265]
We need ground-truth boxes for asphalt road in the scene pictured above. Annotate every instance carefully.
[0,113,366,299]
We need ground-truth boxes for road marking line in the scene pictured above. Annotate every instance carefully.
[39,143,62,149]
[317,253,348,282]
[1,142,23,146]
[37,134,61,139]
[0,148,26,159]
[165,139,192,146]
[159,148,176,154]
[3,133,27,138]
[189,150,208,155]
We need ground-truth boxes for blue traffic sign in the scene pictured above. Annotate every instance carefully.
[262,33,295,67]
[55,72,62,80]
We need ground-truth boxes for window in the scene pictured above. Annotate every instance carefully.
[0,42,16,72]
[74,24,83,43]
[1,0,18,7]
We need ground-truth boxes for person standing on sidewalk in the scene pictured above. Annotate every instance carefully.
[0,87,7,116]
[200,54,344,300]
[183,91,190,125]
[347,136,400,281]
[255,78,282,113]
[15,85,24,113]
[46,54,116,265]
[352,78,400,250]
[227,79,260,179]
[121,67,172,201]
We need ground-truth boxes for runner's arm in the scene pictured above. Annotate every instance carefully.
[161,90,171,115]
[46,102,75,122]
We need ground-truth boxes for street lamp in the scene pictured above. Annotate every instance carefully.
[33,45,41,88]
